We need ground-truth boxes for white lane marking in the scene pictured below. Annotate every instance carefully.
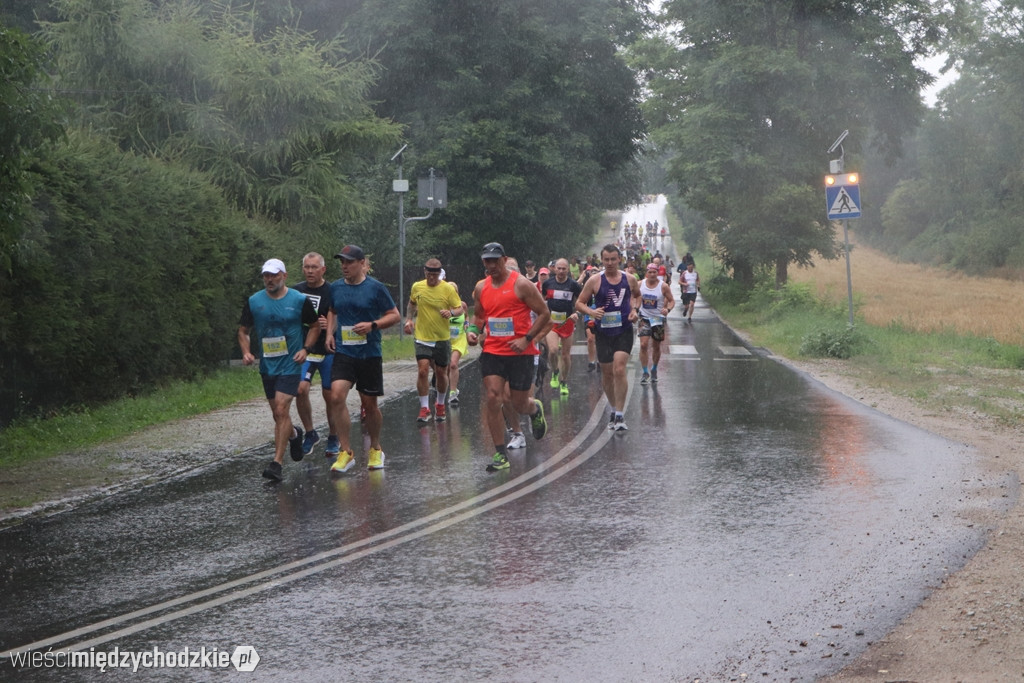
[719,346,752,356]
[667,345,698,356]
[2,384,630,657]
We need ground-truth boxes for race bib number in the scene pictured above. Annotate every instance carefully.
[416,339,437,348]
[650,316,664,327]
[488,317,515,337]
[601,311,622,328]
[340,326,367,346]
[551,311,567,324]
[261,336,288,358]
[450,324,462,338]
[306,353,326,363]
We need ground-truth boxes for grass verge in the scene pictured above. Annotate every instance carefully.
[0,334,417,469]
[701,257,1024,427]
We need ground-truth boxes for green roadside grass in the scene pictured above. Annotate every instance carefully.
[0,335,417,469]
[698,253,1024,426]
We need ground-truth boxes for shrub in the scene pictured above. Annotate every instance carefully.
[799,325,866,359]
[0,132,267,425]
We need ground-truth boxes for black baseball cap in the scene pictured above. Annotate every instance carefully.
[335,245,365,261]
[480,242,505,258]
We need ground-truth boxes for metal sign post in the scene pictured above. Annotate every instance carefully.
[392,149,446,339]
[825,131,859,327]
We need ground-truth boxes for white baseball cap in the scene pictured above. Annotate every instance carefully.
[261,258,286,274]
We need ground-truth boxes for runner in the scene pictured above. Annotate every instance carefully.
[292,252,339,458]
[237,258,319,481]
[324,245,401,473]
[446,281,469,407]
[578,265,600,372]
[404,258,463,423]
[576,244,641,431]
[542,257,583,396]
[638,263,675,385]
[680,260,700,323]
[467,242,550,472]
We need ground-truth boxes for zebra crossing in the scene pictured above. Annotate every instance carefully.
[568,341,756,361]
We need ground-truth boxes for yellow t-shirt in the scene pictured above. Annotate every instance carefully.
[409,280,462,342]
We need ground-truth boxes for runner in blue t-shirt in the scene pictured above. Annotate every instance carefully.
[324,245,401,474]
[238,258,319,481]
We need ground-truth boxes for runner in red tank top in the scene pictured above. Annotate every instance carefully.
[467,242,551,472]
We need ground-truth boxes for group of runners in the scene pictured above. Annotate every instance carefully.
[237,240,700,481]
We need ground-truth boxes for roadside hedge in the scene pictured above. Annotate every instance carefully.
[0,133,267,425]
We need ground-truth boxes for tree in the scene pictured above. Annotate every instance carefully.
[349,0,648,266]
[875,0,1024,274]
[638,0,944,286]
[40,0,401,232]
[0,24,64,273]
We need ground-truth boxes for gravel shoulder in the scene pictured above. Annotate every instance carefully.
[2,342,1021,679]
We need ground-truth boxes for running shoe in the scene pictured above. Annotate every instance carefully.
[559,382,569,396]
[262,460,283,481]
[588,362,597,372]
[324,435,340,457]
[651,368,658,383]
[331,450,356,474]
[449,390,460,407]
[367,448,385,470]
[289,426,305,462]
[435,404,447,422]
[486,452,510,472]
[417,406,432,423]
[608,413,617,430]
[641,372,650,385]
[550,373,559,388]
[508,432,527,449]
[530,399,547,440]
[613,415,629,431]
[302,428,320,456]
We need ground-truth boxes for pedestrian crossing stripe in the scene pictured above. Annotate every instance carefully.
[667,345,698,356]
[569,344,754,360]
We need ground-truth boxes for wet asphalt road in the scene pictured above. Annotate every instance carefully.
[0,299,1011,682]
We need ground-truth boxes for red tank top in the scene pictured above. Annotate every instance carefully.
[480,270,538,356]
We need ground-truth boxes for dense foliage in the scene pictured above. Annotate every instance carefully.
[0,132,266,424]
[40,0,402,234]
[637,0,944,285]
[346,0,648,265]
[0,25,64,273]
[866,1,1024,275]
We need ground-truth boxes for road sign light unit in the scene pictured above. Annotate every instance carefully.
[825,173,858,186]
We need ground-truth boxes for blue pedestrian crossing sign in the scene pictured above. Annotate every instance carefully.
[825,174,861,219]
[827,174,860,219]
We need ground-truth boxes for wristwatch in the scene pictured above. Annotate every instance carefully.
[371,321,378,331]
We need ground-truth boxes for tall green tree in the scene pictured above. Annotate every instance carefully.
[40,0,401,232]
[350,0,648,266]
[638,0,944,286]
[878,0,1024,274]
[0,24,64,272]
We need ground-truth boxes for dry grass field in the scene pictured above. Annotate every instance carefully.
[790,232,1024,344]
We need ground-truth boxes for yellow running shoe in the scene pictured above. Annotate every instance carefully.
[367,447,385,470]
[331,450,355,474]
[549,373,559,388]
